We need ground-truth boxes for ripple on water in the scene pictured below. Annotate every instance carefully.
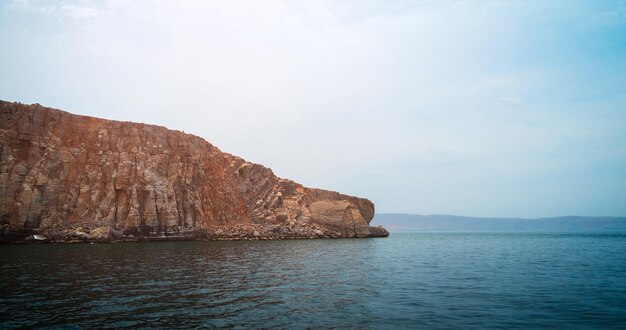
[1,233,626,328]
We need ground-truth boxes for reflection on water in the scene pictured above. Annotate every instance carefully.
[1,233,625,328]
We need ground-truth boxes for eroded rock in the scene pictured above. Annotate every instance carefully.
[25,234,48,241]
[0,101,389,242]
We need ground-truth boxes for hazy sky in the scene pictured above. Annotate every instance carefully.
[1,0,625,218]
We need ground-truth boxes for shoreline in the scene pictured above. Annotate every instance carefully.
[0,224,389,244]
[0,235,388,244]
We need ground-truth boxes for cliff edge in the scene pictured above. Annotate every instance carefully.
[0,101,388,242]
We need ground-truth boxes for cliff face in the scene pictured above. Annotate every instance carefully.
[0,101,388,242]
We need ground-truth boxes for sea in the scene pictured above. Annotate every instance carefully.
[1,232,625,329]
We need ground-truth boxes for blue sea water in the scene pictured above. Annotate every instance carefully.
[1,232,625,329]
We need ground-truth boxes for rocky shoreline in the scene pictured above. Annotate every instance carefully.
[2,223,389,244]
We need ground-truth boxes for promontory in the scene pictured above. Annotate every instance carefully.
[0,101,388,243]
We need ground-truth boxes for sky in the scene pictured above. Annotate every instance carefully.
[1,0,625,218]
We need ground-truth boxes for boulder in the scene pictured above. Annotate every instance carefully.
[71,229,89,240]
[87,226,121,243]
[26,234,49,241]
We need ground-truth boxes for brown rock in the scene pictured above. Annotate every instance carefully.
[25,234,48,241]
[88,227,113,242]
[71,229,89,240]
[0,101,388,241]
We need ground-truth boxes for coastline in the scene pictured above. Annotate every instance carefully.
[0,224,389,244]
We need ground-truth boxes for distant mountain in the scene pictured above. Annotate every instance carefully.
[371,213,626,232]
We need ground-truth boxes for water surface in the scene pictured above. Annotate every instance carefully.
[1,232,625,328]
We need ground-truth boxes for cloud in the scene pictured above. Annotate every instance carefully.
[59,3,99,18]
[9,0,101,18]
[500,95,524,105]
[1,0,625,217]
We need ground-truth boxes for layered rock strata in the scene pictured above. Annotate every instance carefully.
[0,101,388,242]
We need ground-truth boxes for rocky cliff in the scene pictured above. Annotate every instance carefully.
[0,101,388,242]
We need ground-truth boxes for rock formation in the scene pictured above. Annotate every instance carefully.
[0,101,388,242]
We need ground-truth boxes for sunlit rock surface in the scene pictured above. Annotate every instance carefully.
[0,101,388,242]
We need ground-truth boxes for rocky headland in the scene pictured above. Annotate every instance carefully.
[0,101,388,243]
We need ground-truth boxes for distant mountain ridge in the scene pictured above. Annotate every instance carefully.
[372,213,626,232]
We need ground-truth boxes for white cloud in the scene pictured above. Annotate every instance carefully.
[9,0,102,18]
[500,95,524,105]
[59,3,99,18]
[1,0,625,217]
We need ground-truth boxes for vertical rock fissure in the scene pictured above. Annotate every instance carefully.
[173,185,183,228]
[114,189,119,230]
[24,195,33,229]
[154,191,161,234]
[138,190,146,235]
